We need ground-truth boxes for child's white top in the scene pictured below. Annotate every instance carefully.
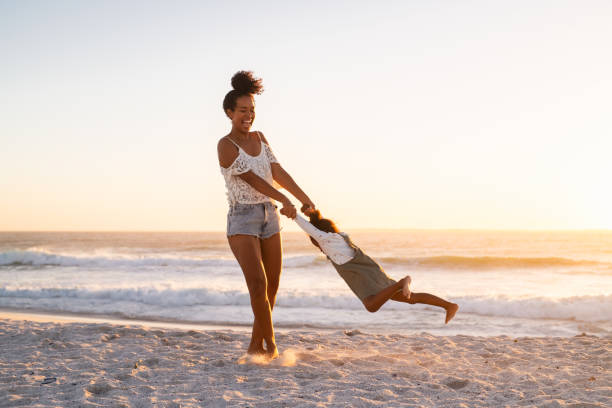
[294,215,356,265]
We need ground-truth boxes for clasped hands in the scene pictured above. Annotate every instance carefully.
[279,199,314,219]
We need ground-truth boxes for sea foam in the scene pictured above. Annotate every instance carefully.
[1,286,610,323]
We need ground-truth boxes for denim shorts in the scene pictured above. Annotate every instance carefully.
[227,202,281,239]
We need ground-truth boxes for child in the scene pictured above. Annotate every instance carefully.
[293,209,459,324]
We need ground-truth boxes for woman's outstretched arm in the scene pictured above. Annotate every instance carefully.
[237,172,296,218]
[257,132,315,211]
[270,163,315,210]
[218,136,296,218]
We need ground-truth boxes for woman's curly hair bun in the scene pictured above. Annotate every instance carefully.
[231,71,264,95]
[222,70,264,116]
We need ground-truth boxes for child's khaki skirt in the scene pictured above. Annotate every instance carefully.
[330,235,397,301]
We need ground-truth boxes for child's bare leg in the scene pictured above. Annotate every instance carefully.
[392,292,459,324]
[362,277,410,313]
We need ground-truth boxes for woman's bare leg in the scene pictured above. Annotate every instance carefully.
[261,233,282,308]
[249,233,282,354]
[228,234,277,357]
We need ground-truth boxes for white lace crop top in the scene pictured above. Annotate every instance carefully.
[220,133,279,205]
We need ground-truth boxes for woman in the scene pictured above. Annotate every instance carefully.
[217,71,315,358]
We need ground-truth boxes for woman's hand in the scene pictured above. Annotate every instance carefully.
[280,198,297,219]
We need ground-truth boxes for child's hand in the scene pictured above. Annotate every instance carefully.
[301,203,315,216]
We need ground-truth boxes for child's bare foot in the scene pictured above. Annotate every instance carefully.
[402,275,412,298]
[445,303,459,324]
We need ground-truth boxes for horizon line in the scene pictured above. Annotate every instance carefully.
[2,228,612,233]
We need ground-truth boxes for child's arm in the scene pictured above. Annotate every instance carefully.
[294,214,332,242]
[295,215,356,264]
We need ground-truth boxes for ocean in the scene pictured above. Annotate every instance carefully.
[1,230,611,337]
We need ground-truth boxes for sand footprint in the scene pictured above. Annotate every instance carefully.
[86,380,113,395]
[443,377,469,390]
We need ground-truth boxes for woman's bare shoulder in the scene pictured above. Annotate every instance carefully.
[257,131,270,145]
[217,136,239,168]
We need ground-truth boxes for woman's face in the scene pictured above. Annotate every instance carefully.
[228,95,255,133]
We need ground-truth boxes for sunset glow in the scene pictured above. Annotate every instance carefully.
[1,1,611,231]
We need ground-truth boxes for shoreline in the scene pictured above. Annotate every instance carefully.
[3,306,610,339]
[0,307,345,334]
[0,307,252,333]
[2,306,610,339]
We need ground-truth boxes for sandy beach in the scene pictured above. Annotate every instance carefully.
[1,315,610,408]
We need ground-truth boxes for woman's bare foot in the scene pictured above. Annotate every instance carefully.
[266,344,279,360]
[247,346,266,355]
[445,303,459,324]
[247,338,265,355]
[402,275,412,298]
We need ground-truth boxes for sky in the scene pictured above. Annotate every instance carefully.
[1,0,611,231]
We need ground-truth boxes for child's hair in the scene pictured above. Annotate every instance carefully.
[309,210,338,233]
[308,210,339,247]
[222,71,264,115]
